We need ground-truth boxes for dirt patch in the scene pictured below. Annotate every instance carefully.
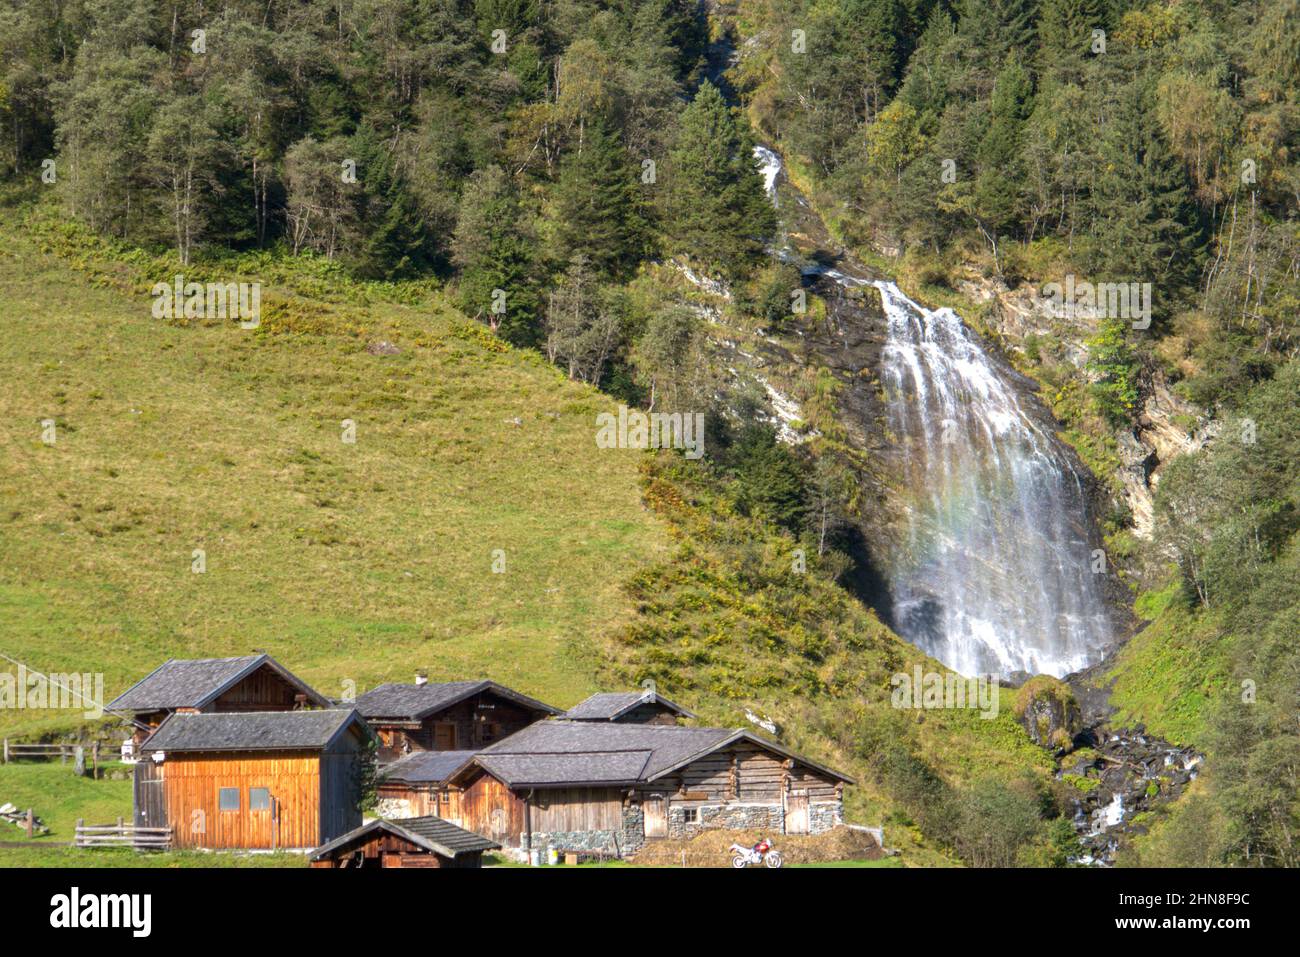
[630,827,882,867]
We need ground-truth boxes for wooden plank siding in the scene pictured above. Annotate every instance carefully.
[374,693,543,762]
[162,751,325,850]
[210,666,309,712]
[531,787,622,833]
[458,775,526,846]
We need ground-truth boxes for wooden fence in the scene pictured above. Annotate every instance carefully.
[75,818,172,850]
[2,740,103,774]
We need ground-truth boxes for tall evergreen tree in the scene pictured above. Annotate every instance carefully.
[552,119,646,278]
[665,81,776,278]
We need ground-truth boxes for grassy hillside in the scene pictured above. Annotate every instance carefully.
[0,202,668,737]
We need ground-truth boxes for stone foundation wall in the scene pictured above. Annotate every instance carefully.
[671,802,785,838]
[809,801,842,834]
[374,797,414,819]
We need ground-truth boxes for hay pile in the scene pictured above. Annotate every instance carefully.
[630,826,882,867]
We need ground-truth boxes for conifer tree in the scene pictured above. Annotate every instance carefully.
[665,81,776,278]
[553,119,646,279]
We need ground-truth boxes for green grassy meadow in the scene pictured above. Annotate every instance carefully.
[0,205,668,739]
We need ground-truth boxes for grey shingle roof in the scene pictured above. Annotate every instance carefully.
[380,750,479,785]
[564,691,696,721]
[458,721,731,786]
[476,751,654,786]
[140,709,368,753]
[451,720,854,787]
[106,654,328,713]
[310,815,499,861]
[352,680,561,721]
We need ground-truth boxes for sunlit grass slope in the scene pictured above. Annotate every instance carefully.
[0,206,667,737]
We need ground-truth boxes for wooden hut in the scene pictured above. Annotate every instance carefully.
[563,690,695,726]
[107,654,331,746]
[353,678,560,762]
[444,720,853,857]
[137,709,373,850]
[309,815,498,868]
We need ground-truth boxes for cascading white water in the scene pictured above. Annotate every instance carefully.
[874,283,1111,677]
[753,145,1112,678]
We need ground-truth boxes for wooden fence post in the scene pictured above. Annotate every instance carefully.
[92,742,99,779]
[2,739,7,764]
[26,809,34,838]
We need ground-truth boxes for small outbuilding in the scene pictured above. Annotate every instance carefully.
[309,815,499,868]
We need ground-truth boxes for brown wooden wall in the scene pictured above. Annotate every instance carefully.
[530,787,622,833]
[210,665,307,712]
[162,750,328,850]
[375,692,546,760]
[636,741,841,804]
[458,774,526,846]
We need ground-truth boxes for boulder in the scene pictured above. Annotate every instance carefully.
[1014,675,1082,750]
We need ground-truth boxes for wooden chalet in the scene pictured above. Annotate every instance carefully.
[107,654,331,745]
[353,678,560,762]
[137,709,373,850]
[563,690,696,726]
[442,720,853,858]
[309,815,498,868]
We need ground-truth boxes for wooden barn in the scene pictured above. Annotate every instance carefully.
[443,720,852,857]
[374,749,478,819]
[563,690,695,726]
[107,654,331,746]
[309,815,498,868]
[353,677,560,762]
[136,709,373,850]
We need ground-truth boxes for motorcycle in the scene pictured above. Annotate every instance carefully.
[730,838,783,868]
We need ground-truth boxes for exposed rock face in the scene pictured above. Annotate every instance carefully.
[955,274,1211,540]
[1015,676,1083,750]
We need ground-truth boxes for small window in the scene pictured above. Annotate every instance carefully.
[681,807,699,824]
[218,787,240,812]
[249,787,271,811]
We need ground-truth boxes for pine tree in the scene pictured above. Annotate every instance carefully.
[452,165,540,346]
[974,57,1034,235]
[1088,78,1204,299]
[553,119,646,279]
[665,81,777,279]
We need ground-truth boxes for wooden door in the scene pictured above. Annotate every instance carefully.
[644,796,667,839]
[785,794,809,835]
[433,722,456,750]
[133,761,166,828]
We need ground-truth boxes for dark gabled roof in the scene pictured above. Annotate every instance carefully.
[449,720,851,789]
[564,690,696,722]
[310,815,499,861]
[140,709,369,754]
[352,680,561,722]
[106,654,330,713]
[380,750,479,785]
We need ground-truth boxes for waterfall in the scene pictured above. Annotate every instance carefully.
[753,146,1112,678]
[875,283,1111,677]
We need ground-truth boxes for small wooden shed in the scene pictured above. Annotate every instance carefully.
[309,815,499,868]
